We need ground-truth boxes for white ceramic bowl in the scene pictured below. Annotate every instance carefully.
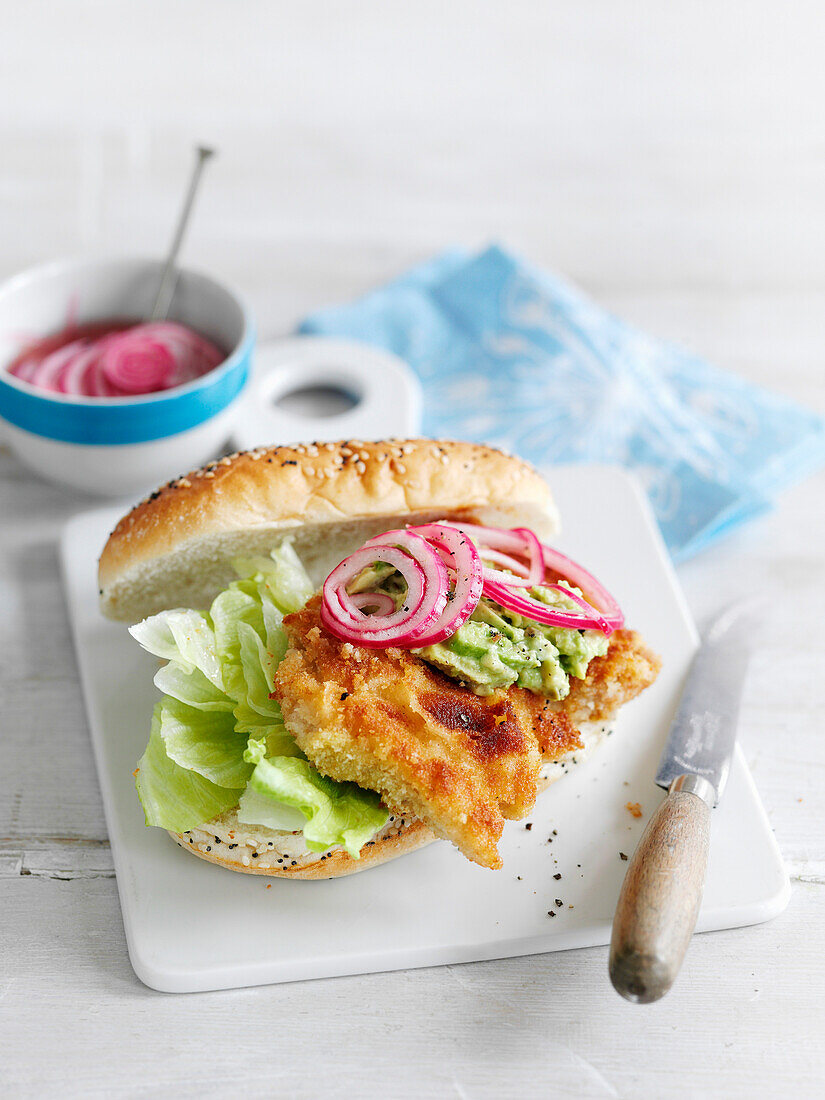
[0,257,254,496]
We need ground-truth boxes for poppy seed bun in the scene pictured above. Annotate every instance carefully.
[167,721,613,880]
[99,438,558,622]
[170,816,439,880]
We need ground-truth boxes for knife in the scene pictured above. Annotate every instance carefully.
[609,601,757,1003]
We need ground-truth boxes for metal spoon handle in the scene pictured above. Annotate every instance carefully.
[150,145,216,322]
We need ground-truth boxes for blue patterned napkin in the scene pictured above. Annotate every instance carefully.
[301,246,825,559]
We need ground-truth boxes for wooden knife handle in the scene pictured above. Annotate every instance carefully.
[609,775,714,1003]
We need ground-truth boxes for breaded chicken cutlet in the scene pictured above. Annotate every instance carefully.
[275,596,661,869]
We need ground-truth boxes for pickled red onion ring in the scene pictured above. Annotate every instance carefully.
[319,520,623,650]
[483,577,606,632]
[403,523,484,645]
[441,520,622,633]
[540,545,624,632]
[483,528,543,588]
[58,343,109,396]
[477,547,531,576]
[478,548,534,587]
[27,341,82,392]
[545,583,612,634]
[348,591,396,616]
[447,521,531,557]
[325,545,426,628]
[7,320,225,399]
[512,527,544,586]
[321,536,448,648]
[100,336,175,394]
[441,520,540,588]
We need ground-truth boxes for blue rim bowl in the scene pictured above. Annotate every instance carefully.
[0,256,255,446]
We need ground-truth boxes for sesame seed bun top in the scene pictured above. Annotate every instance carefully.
[98,438,558,622]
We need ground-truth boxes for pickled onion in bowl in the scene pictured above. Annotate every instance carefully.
[6,320,225,398]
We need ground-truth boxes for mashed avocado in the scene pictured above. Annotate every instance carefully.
[414,583,609,699]
[349,563,609,700]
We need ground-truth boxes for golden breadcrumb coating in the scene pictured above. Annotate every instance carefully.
[274,598,660,870]
[556,629,661,723]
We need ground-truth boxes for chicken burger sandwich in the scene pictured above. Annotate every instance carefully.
[99,439,660,878]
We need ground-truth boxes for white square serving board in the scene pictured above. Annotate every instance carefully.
[61,465,789,993]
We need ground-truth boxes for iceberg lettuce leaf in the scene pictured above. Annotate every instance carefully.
[242,739,388,858]
[135,707,242,831]
[159,697,252,789]
[153,663,235,712]
[130,609,225,690]
[233,541,314,614]
[236,787,307,832]
[237,620,280,712]
[132,543,385,857]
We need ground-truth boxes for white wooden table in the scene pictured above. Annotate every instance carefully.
[2,3,825,1096]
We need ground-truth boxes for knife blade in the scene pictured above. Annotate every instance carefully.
[609,600,758,1004]
[654,600,756,801]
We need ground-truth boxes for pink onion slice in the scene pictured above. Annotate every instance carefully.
[321,535,449,648]
[7,320,225,399]
[324,545,425,628]
[319,520,624,650]
[512,527,544,586]
[450,520,622,633]
[479,554,534,588]
[483,578,607,632]
[445,520,540,588]
[545,583,612,635]
[477,547,531,577]
[28,341,85,392]
[447,521,530,557]
[58,343,105,395]
[9,357,41,384]
[347,591,396,616]
[541,544,624,631]
[100,335,176,394]
[404,523,484,645]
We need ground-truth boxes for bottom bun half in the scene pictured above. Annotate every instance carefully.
[168,720,614,880]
